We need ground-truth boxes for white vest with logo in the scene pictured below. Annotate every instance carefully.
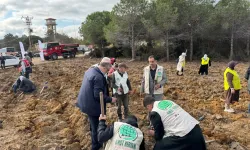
[113,71,129,95]
[152,100,199,138]
[105,122,143,150]
[144,65,164,94]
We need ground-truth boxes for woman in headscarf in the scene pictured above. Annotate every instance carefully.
[223,61,241,113]
[176,53,186,76]
[198,54,211,75]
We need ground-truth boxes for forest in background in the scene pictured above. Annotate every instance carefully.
[80,0,250,61]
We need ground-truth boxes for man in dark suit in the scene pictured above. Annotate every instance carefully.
[77,58,117,150]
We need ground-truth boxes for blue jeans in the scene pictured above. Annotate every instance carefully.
[88,115,102,150]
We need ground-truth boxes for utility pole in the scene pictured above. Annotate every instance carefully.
[21,16,33,50]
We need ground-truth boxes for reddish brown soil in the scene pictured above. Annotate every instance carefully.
[0,57,249,150]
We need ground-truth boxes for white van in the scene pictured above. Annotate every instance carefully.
[0,47,18,56]
[3,56,20,67]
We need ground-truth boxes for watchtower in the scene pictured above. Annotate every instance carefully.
[45,18,57,40]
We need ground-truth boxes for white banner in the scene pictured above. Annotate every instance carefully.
[19,42,26,58]
[38,40,45,61]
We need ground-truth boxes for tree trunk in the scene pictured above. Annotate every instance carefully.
[247,33,249,56]
[166,32,169,61]
[230,27,234,60]
[101,41,104,57]
[131,25,136,61]
[190,27,193,61]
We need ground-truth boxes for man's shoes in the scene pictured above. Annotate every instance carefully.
[224,108,235,113]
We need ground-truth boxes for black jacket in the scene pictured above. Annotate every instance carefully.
[150,111,165,141]
[98,120,146,150]
[0,56,5,62]
[19,78,36,93]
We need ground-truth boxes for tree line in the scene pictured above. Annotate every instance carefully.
[80,0,250,61]
[0,33,83,52]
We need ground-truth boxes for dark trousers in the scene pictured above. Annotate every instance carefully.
[199,65,208,75]
[1,62,5,69]
[117,94,129,119]
[225,89,240,104]
[88,115,102,150]
[24,72,30,79]
[154,125,206,150]
[24,67,32,79]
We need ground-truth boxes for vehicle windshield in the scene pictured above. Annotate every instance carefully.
[43,43,59,49]
[42,43,47,49]
[6,47,15,52]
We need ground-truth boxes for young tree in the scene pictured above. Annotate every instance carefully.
[174,0,214,60]
[142,0,178,61]
[107,0,148,60]
[155,0,178,61]
[215,0,250,60]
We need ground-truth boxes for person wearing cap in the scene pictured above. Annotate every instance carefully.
[141,55,167,101]
[143,96,206,150]
[224,61,241,113]
[77,60,117,150]
[199,54,211,75]
[98,115,145,150]
[91,57,111,68]
[12,76,36,93]
[112,63,132,121]
[176,52,187,76]
[91,57,113,95]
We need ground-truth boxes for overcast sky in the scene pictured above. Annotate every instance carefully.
[0,0,120,39]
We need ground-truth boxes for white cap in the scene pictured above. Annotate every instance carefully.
[101,57,111,63]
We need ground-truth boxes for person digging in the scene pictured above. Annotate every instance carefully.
[143,96,207,150]
[98,115,145,150]
[112,63,132,122]
[12,76,36,94]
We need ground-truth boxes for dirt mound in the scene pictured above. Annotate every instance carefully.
[0,58,249,150]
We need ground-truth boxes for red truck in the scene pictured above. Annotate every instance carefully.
[42,42,79,60]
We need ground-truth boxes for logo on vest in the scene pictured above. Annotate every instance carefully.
[157,71,162,76]
[119,125,138,141]
[157,100,180,115]
[158,100,173,110]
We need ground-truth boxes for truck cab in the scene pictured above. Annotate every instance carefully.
[43,42,79,60]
